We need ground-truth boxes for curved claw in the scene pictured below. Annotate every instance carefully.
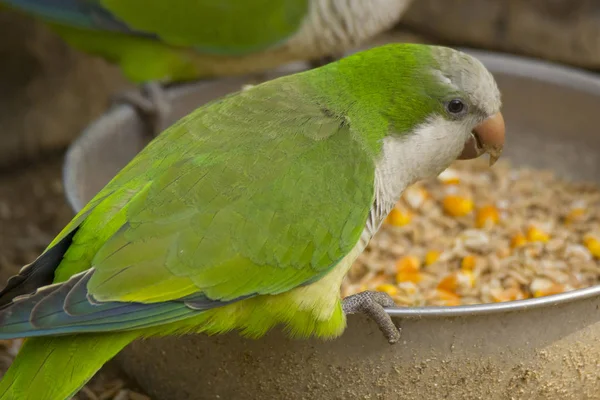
[342,290,401,344]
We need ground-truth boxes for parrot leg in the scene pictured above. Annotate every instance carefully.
[113,82,172,137]
[342,290,401,344]
[309,54,340,69]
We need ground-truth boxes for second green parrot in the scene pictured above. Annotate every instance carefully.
[1,0,415,133]
[1,0,414,83]
[0,43,505,400]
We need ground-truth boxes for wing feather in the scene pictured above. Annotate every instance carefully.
[0,75,376,336]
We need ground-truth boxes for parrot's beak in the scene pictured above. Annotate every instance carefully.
[458,112,505,166]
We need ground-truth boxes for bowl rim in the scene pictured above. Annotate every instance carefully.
[63,48,600,319]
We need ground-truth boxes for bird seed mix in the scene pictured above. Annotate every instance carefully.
[341,158,600,306]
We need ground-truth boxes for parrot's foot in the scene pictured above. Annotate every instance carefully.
[309,55,339,69]
[113,82,172,137]
[342,291,401,344]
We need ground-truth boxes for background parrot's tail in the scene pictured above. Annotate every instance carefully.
[0,331,138,400]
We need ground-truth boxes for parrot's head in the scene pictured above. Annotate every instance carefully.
[427,45,505,167]
[324,43,505,208]
[391,44,504,174]
[342,44,505,190]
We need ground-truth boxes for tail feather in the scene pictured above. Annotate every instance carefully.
[0,332,138,400]
[0,269,198,339]
[0,230,76,308]
[0,267,243,339]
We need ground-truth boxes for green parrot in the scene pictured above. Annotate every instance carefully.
[1,0,414,82]
[0,43,505,400]
[1,0,414,133]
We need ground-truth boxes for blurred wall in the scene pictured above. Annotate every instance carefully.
[401,0,600,69]
[0,9,129,171]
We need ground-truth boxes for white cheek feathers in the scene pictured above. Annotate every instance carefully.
[369,115,471,234]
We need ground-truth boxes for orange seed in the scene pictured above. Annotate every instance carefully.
[461,255,477,271]
[442,195,474,217]
[424,250,441,266]
[385,207,412,227]
[376,284,399,297]
[526,226,550,243]
[475,205,500,228]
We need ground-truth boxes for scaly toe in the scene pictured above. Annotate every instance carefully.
[342,290,401,344]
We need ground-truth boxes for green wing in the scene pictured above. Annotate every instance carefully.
[3,0,310,82]
[52,75,375,306]
[100,0,310,55]
[5,0,309,55]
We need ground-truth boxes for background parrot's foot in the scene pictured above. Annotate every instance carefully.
[309,55,339,69]
[342,291,401,344]
[113,82,172,137]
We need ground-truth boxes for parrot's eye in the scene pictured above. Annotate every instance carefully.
[446,99,466,115]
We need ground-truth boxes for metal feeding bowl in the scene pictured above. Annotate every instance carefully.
[63,48,600,400]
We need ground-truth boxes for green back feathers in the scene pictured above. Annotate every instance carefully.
[47,44,462,303]
[50,72,377,305]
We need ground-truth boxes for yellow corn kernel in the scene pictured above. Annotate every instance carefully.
[437,274,458,292]
[436,289,461,306]
[583,235,600,258]
[395,272,422,284]
[442,195,474,217]
[526,226,550,243]
[438,168,460,185]
[424,250,441,266]
[475,205,500,228]
[461,255,477,271]
[395,256,422,284]
[376,284,399,297]
[385,207,412,227]
[565,208,585,225]
[438,271,475,292]
[395,255,421,273]
[510,232,527,248]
